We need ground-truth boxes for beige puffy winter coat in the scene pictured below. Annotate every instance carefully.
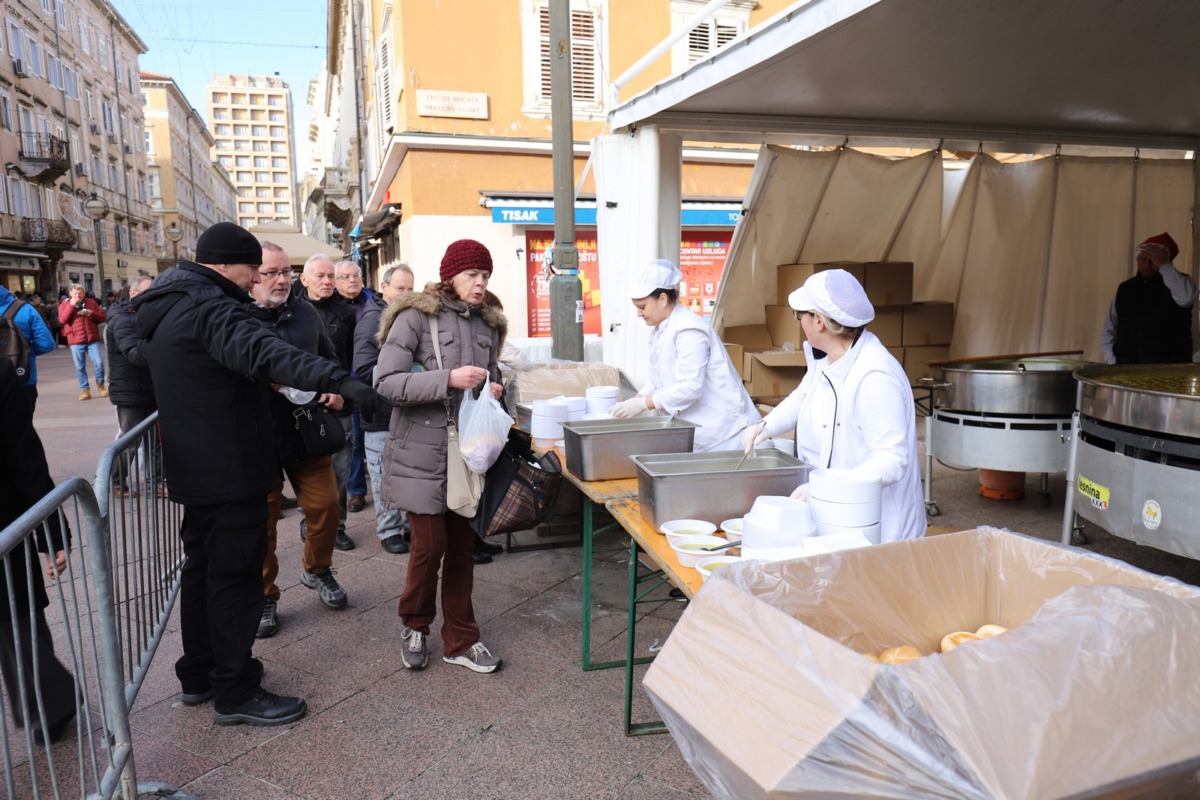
[374,286,505,515]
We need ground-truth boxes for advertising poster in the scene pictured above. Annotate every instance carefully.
[525,229,732,337]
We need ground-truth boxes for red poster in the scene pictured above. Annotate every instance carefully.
[525,229,732,336]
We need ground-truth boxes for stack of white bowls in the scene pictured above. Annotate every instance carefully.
[531,398,570,443]
[808,468,883,544]
[585,385,619,416]
[739,495,816,560]
[562,396,587,421]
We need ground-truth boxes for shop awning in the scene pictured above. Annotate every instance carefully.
[484,198,742,226]
[355,204,402,239]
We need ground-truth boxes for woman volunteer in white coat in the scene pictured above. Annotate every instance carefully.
[743,269,925,542]
[611,260,759,452]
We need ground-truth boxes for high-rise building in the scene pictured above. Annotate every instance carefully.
[206,74,296,228]
[141,72,236,267]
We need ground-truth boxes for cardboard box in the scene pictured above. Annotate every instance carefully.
[764,305,803,349]
[514,362,624,402]
[904,345,950,384]
[743,350,806,396]
[776,263,866,305]
[722,324,774,350]
[869,305,903,347]
[644,527,1200,799]
[902,301,954,347]
[863,261,914,307]
[724,343,746,379]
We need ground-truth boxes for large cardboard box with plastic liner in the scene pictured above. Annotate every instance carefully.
[643,528,1200,799]
[513,362,624,402]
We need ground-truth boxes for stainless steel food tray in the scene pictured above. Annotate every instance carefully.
[561,417,698,481]
[515,402,532,433]
[632,450,809,529]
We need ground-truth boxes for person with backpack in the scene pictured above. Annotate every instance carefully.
[0,284,55,413]
[58,284,107,400]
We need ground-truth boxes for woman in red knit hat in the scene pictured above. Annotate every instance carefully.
[374,239,507,674]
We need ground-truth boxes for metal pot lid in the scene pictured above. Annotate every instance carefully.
[1074,364,1200,399]
[933,356,1091,374]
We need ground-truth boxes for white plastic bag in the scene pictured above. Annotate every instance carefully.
[458,376,515,474]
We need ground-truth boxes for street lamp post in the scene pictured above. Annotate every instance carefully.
[164,222,183,262]
[83,193,111,293]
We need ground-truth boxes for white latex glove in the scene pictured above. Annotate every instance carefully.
[609,395,648,419]
[741,422,770,455]
[789,483,811,501]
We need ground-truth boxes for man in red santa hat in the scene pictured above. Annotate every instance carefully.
[1101,232,1198,364]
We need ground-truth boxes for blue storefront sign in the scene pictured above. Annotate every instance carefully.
[490,205,741,227]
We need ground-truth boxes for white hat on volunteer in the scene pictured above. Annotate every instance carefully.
[629,259,683,299]
[787,269,875,327]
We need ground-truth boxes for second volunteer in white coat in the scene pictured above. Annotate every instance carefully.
[611,260,759,452]
[744,269,925,542]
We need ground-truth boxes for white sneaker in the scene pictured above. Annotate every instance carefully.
[443,642,501,674]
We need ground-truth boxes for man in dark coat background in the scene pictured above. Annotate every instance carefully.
[105,275,158,496]
[133,222,380,727]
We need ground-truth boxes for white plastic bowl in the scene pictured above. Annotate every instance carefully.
[815,520,882,544]
[809,467,883,504]
[696,555,742,581]
[743,496,813,532]
[660,519,718,543]
[586,385,620,399]
[669,534,727,568]
[720,518,744,543]
[808,496,881,527]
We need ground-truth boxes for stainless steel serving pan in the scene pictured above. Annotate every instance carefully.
[515,402,533,433]
[561,417,698,481]
[632,450,808,529]
[1075,364,1200,438]
[928,357,1090,416]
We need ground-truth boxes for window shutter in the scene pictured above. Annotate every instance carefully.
[688,18,741,65]
[378,38,393,133]
[537,4,600,108]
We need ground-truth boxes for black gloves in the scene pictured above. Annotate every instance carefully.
[339,379,382,406]
[340,380,391,424]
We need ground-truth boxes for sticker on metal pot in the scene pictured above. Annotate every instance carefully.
[1142,500,1162,531]
[1076,474,1109,510]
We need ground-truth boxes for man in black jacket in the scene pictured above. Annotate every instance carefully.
[133,222,379,727]
[0,357,75,744]
[300,254,357,551]
[248,242,347,639]
[352,262,412,554]
[105,275,158,497]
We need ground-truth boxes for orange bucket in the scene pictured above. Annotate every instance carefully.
[979,469,1025,501]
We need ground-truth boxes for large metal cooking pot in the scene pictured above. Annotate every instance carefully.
[1075,364,1200,438]
[928,357,1091,416]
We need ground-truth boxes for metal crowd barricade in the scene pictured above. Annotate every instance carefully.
[92,413,185,715]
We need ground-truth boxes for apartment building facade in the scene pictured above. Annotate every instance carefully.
[314,0,787,338]
[207,74,298,229]
[141,71,236,267]
[0,0,155,298]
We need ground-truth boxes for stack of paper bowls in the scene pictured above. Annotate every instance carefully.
[808,468,882,544]
[531,398,570,443]
[739,495,815,560]
[562,396,587,421]
[585,385,619,415]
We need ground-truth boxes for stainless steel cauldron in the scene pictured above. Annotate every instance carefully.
[1075,364,1200,438]
[927,357,1091,416]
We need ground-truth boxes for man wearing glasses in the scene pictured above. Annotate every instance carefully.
[334,260,373,514]
[248,242,348,638]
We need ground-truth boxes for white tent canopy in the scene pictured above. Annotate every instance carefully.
[595,0,1200,383]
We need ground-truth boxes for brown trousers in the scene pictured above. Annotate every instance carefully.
[398,511,478,658]
[263,455,339,601]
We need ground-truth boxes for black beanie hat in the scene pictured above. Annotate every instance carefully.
[195,222,263,265]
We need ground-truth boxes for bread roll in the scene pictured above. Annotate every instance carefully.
[878,645,921,664]
[863,652,881,663]
[975,624,1008,639]
[940,631,982,653]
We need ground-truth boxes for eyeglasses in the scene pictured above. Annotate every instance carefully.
[258,270,291,280]
[335,274,362,281]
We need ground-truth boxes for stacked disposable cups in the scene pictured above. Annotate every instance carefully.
[531,398,570,444]
[808,468,883,544]
[585,385,619,416]
[562,396,587,421]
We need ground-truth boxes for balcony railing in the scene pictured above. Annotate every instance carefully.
[18,133,69,167]
[21,217,78,248]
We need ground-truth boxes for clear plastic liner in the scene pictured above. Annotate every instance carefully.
[644,527,1200,799]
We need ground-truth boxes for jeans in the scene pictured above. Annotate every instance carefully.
[70,341,105,389]
[330,414,354,531]
[398,512,479,658]
[175,497,268,706]
[364,430,406,540]
[264,456,339,600]
[348,407,367,497]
